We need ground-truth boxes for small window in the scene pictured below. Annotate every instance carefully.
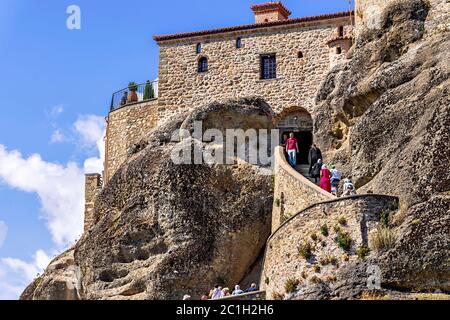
[338,26,344,37]
[236,38,242,49]
[261,54,276,80]
[298,51,304,58]
[196,43,202,54]
[336,47,342,55]
[264,19,269,23]
[198,57,208,73]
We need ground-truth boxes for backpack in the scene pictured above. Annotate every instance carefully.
[312,164,321,177]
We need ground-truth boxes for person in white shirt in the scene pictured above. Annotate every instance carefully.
[232,285,244,296]
[342,179,357,197]
[330,165,342,196]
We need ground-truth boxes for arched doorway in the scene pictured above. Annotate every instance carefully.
[276,109,313,165]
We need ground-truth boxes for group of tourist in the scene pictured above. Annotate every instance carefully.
[281,134,357,197]
[313,162,357,197]
[182,283,258,301]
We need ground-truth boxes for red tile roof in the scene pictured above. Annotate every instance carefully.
[154,11,354,43]
[251,2,292,19]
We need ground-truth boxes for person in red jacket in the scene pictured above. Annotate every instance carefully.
[320,165,332,193]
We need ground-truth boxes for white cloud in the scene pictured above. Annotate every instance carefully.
[2,257,40,280]
[74,115,106,174]
[83,156,104,175]
[0,250,52,300]
[49,105,64,117]
[74,115,105,146]
[50,130,64,143]
[0,145,84,247]
[0,114,106,246]
[0,281,23,300]
[0,114,106,299]
[47,105,65,143]
[34,250,52,271]
[0,221,7,248]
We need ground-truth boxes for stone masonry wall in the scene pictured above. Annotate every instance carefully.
[105,100,158,182]
[261,195,399,300]
[272,147,334,232]
[254,11,288,24]
[84,174,102,232]
[156,17,353,124]
[103,16,354,182]
[328,39,353,68]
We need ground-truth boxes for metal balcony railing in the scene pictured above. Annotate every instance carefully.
[110,80,158,111]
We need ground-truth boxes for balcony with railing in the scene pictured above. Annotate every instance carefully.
[110,80,159,112]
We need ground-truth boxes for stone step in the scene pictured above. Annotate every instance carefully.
[294,165,319,185]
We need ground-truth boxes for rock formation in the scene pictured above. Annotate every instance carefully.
[21,0,449,300]
[260,0,448,301]
[20,250,79,300]
[310,0,449,296]
[23,98,274,300]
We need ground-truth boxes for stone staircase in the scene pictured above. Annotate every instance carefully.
[295,164,317,185]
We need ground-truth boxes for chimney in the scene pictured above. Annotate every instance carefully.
[251,2,292,24]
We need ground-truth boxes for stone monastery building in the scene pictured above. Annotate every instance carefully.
[85,2,358,230]
[104,2,354,177]
[85,0,449,231]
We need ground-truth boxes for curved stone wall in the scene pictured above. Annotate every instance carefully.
[261,194,399,300]
[105,100,158,182]
[272,146,334,232]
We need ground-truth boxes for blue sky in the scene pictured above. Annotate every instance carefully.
[0,0,351,299]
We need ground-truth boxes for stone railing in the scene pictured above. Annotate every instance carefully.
[260,194,399,300]
[272,146,334,232]
[215,291,266,301]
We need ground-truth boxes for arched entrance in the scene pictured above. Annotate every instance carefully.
[276,108,313,165]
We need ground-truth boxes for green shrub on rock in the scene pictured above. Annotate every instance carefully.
[356,246,371,259]
[310,276,322,284]
[298,241,313,260]
[369,227,396,252]
[336,232,352,251]
[320,224,329,237]
[338,217,347,226]
[284,278,300,293]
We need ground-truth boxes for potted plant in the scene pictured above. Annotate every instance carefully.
[143,80,155,100]
[127,82,139,103]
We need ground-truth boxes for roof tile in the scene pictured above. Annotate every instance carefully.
[154,11,354,42]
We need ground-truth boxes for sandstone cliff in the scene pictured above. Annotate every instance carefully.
[21,0,449,301]
[260,0,448,301]
[22,98,274,300]
[20,250,79,300]
[309,0,449,296]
